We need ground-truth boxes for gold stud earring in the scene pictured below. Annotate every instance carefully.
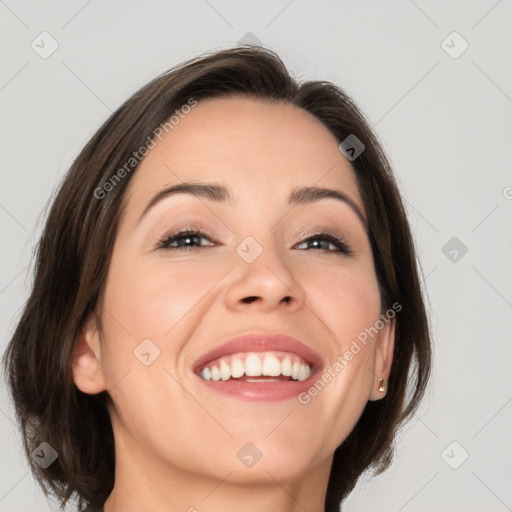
[378,378,385,392]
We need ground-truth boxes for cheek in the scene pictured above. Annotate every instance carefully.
[299,257,382,341]
[292,261,381,427]
[97,257,235,391]
[103,257,226,339]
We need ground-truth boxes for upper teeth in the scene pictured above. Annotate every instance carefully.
[198,351,312,382]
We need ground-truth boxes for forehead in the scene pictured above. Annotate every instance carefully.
[123,96,364,216]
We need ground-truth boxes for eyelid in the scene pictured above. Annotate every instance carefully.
[293,225,348,245]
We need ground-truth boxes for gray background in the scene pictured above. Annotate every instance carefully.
[1,1,511,511]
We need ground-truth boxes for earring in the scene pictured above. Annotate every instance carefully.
[378,378,385,392]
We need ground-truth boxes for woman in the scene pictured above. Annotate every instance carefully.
[2,46,432,512]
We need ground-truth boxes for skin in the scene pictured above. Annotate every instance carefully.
[72,96,395,512]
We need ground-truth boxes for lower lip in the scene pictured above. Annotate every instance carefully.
[195,371,319,402]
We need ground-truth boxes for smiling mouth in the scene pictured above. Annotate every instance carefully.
[196,351,312,382]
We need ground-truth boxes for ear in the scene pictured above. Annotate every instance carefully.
[72,312,108,394]
[368,316,395,401]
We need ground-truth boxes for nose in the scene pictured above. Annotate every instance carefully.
[224,237,306,314]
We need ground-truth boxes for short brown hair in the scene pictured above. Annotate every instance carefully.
[2,46,432,512]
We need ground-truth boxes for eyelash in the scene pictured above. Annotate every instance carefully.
[157,228,352,255]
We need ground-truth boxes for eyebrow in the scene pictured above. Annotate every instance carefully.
[137,181,367,228]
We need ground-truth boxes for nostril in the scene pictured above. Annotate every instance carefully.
[242,296,259,304]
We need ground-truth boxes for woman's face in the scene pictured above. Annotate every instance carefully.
[74,96,394,486]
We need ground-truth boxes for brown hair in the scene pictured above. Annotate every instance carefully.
[2,46,432,512]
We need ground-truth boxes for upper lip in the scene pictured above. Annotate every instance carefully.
[193,332,324,372]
